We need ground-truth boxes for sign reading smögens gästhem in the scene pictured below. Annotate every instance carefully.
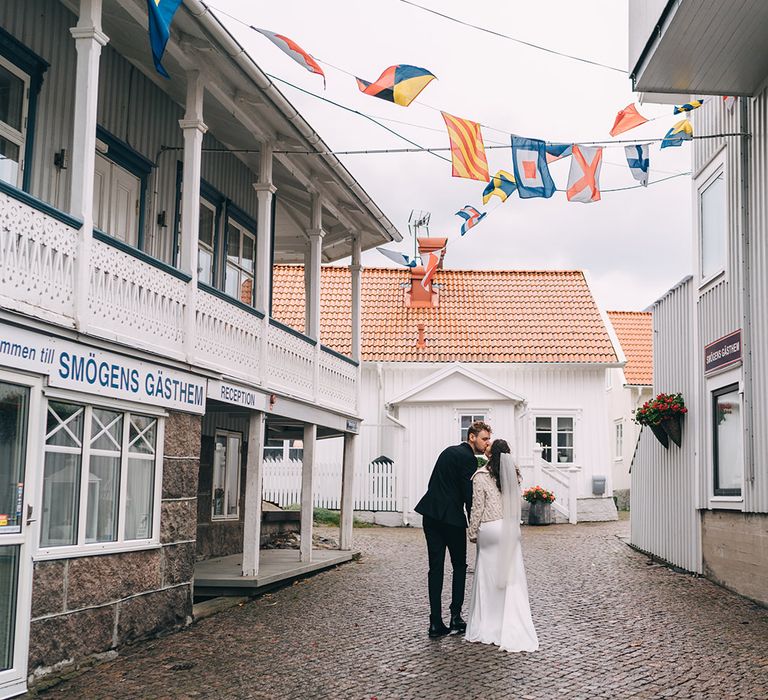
[704,330,742,374]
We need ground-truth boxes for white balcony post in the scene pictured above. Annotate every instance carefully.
[306,196,324,341]
[253,141,275,315]
[242,411,266,576]
[69,0,108,329]
[567,466,579,524]
[340,432,357,550]
[350,236,362,363]
[178,71,207,360]
[300,423,317,562]
[533,444,543,485]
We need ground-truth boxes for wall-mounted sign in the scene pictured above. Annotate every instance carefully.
[208,380,267,411]
[0,322,206,414]
[346,419,360,434]
[704,330,742,374]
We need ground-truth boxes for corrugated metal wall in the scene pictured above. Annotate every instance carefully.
[630,278,701,573]
[3,0,260,265]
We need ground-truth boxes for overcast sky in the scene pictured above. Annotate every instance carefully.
[211,0,692,311]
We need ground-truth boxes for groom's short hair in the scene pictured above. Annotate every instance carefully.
[467,420,491,438]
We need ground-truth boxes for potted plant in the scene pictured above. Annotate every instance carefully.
[523,486,556,525]
[633,392,688,448]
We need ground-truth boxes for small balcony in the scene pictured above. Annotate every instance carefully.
[629,0,768,96]
[0,184,358,415]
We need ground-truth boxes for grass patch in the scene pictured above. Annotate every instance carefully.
[284,505,374,527]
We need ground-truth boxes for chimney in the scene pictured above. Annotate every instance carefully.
[406,237,447,308]
[416,323,427,349]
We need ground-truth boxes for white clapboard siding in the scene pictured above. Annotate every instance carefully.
[262,457,397,512]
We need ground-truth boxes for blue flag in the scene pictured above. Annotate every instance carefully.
[456,205,487,236]
[147,0,183,78]
[624,144,649,187]
[511,137,556,199]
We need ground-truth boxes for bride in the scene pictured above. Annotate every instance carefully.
[465,439,538,652]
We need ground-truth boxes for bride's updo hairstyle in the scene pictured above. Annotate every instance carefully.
[487,439,510,492]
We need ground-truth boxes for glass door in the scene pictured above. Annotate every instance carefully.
[0,377,36,699]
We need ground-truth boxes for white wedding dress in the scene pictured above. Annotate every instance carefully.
[465,454,538,652]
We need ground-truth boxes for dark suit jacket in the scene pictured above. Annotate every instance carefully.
[415,442,476,528]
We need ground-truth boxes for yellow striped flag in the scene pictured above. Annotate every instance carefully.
[441,112,490,182]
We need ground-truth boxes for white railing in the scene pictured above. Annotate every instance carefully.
[524,446,580,524]
[0,189,359,415]
[262,457,397,512]
[0,189,78,325]
[89,236,186,358]
[266,320,316,400]
[194,286,262,378]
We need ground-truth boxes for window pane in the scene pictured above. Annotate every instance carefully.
[535,417,552,463]
[240,275,253,306]
[0,64,24,132]
[225,263,239,299]
[85,455,120,543]
[129,415,156,455]
[212,436,226,516]
[46,402,84,448]
[125,457,154,540]
[0,383,28,534]
[227,225,241,265]
[0,136,20,187]
[715,389,742,493]
[226,435,240,516]
[241,232,255,274]
[535,417,551,431]
[0,545,19,671]
[91,408,122,451]
[198,248,213,285]
[40,452,81,547]
[199,203,214,247]
[701,173,726,279]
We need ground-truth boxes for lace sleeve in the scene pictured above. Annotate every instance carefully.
[467,476,486,541]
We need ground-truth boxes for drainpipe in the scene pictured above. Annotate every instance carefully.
[183,0,400,244]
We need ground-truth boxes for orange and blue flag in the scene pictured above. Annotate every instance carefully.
[356,65,435,107]
[442,112,489,182]
[147,0,183,78]
[456,205,486,236]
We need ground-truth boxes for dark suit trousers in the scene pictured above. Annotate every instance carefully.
[422,515,467,622]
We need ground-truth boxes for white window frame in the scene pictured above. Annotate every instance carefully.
[533,411,578,465]
[457,411,487,443]
[0,55,31,189]
[263,438,303,462]
[706,365,744,508]
[35,399,164,560]
[695,148,728,291]
[224,216,256,306]
[198,196,217,286]
[211,429,241,521]
[614,419,624,461]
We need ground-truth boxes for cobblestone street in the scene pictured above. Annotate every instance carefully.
[32,520,768,699]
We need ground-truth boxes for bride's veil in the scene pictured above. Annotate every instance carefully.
[497,453,521,587]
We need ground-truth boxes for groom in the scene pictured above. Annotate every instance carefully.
[415,420,492,637]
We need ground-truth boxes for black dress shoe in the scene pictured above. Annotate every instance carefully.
[428,621,451,638]
[449,614,467,633]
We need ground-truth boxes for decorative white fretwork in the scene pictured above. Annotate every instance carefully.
[317,348,358,412]
[266,323,315,398]
[0,192,78,322]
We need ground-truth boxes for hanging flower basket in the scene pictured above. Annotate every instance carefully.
[634,392,687,449]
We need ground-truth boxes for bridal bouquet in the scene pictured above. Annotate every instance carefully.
[523,486,556,504]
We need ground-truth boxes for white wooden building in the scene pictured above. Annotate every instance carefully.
[271,240,625,525]
[0,0,401,694]
[628,1,768,607]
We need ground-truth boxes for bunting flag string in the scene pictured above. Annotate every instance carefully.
[146,0,183,78]
[442,113,490,182]
[456,205,487,235]
[255,29,326,87]
[356,65,436,107]
[674,99,704,114]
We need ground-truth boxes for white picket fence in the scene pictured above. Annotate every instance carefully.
[262,457,398,512]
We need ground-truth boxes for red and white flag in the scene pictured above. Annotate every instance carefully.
[255,29,325,86]
[567,145,603,203]
[422,252,440,289]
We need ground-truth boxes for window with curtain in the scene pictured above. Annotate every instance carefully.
[535,416,575,464]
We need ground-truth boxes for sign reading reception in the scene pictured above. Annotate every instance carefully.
[0,323,206,413]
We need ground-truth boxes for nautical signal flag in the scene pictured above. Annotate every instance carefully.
[566,145,603,203]
[146,0,183,78]
[511,137,555,199]
[482,170,517,204]
[625,144,650,187]
[674,99,704,114]
[723,96,737,112]
[442,113,490,182]
[376,247,419,267]
[456,205,486,236]
[255,29,325,86]
[422,252,441,289]
[609,104,649,137]
[356,65,436,107]
[545,143,573,164]
[661,119,693,148]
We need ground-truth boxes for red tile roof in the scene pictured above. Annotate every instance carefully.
[607,311,653,385]
[272,266,619,364]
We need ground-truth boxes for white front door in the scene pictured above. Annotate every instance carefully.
[0,373,40,699]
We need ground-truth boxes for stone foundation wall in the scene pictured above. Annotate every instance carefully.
[702,510,768,608]
[28,411,201,680]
